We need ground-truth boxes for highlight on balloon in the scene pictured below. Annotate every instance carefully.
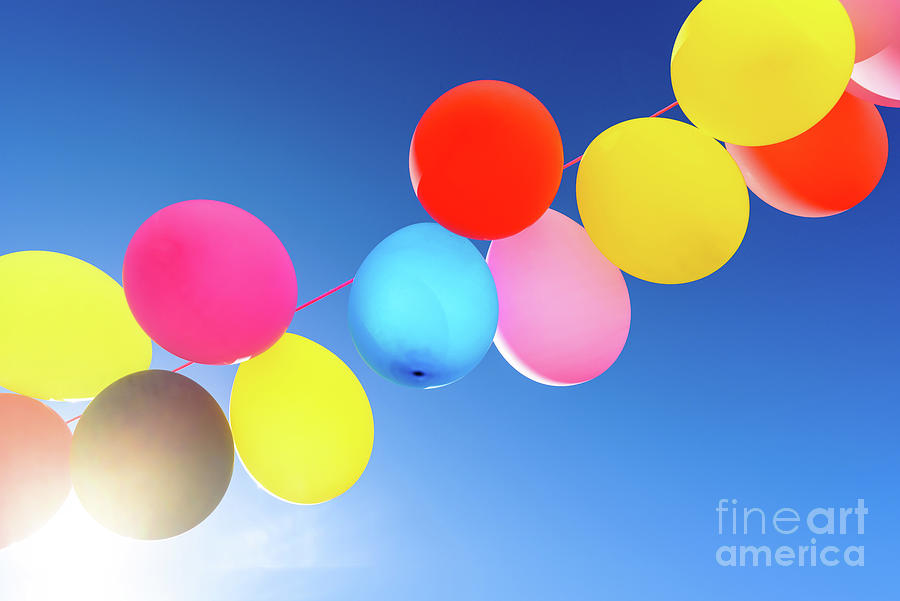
[1,0,896,549]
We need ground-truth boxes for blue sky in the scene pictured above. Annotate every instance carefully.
[1,0,898,599]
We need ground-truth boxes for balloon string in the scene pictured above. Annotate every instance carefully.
[294,278,354,312]
[167,279,356,374]
[62,278,357,426]
[648,100,679,119]
[562,155,583,170]
[61,102,678,427]
[561,100,679,170]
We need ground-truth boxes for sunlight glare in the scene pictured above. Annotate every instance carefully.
[3,493,175,601]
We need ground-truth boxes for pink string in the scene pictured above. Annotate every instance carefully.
[648,100,679,119]
[171,278,355,376]
[562,156,583,170]
[560,100,679,170]
[294,278,354,312]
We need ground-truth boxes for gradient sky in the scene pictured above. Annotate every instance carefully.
[1,0,898,599]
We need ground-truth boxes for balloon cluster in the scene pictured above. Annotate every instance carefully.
[1,0,896,547]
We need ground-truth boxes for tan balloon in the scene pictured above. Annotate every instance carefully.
[70,370,234,540]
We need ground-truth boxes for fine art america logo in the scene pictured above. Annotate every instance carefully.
[715,499,867,567]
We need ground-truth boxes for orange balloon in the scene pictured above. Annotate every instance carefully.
[409,80,564,240]
[726,93,888,217]
[0,394,72,549]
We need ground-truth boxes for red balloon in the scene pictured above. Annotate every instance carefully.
[726,93,888,218]
[409,80,564,240]
[0,394,72,549]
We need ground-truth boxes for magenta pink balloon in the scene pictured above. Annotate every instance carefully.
[841,0,900,107]
[124,199,297,365]
[487,209,631,386]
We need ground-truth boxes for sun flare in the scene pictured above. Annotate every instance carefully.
[2,494,169,601]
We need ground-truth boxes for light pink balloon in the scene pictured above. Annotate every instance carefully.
[840,0,898,61]
[848,46,900,107]
[124,199,297,365]
[487,209,631,386]
[841,0,900,106]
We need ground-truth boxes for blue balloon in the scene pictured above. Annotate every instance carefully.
[348,223,498,388]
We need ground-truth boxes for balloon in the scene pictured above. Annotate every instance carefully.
[847,52,900,106]
[726,93,888,218]
[839,0,900,61]
[847,51,900,107]
[0,394,72,549]
[70,370,234,540]
[409,80,564,240]
[840,0,900,106]
[230,334,373,505]
[487,210,631,386]
[0,251,151,401]
[576,118,749,285]
[123,199,297,365]
[671,0,856,146]
[348,223,498,387]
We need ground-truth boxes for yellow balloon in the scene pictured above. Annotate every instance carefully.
[0,251,152,401]
[671,0,855,146]
[576,118,749,285]
[230,333,374,504]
